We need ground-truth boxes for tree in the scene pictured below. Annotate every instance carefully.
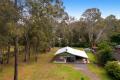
[80,8,102,47]
[105,15,118,36]
[12,0,24,80]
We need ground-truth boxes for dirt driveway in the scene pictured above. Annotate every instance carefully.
[74,64,100,80]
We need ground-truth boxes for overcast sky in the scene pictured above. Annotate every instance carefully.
[63,0,120,20]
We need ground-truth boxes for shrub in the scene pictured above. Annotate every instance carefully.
[98,41,111,50]
[80,77,84,80]
[97,41,113,66]
[97,49,113,66]
[105,61,120,80]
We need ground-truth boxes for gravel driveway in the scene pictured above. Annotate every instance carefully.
[74,64,100,80]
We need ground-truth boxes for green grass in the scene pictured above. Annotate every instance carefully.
[0,48,89,80]
[87,52,96,63]
[52,64,90,80]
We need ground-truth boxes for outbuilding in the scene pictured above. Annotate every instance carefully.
[114,45,120,61]
[115,45,120,54]
[54,47,89,63]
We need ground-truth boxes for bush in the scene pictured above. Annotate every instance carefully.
[97,48,113,66]
[98,41,111,50]
[110,33,120,46]
[80,77,84,80]
[97,42,113,66]
[105,61,120,80]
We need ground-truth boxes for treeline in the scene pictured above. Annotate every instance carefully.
[54,8,120,47]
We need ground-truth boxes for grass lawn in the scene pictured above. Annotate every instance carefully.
[87,52,97,63]
[0,48,89,80]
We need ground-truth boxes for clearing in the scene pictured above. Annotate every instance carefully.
[0,48,112,80]
[0,48,89,80]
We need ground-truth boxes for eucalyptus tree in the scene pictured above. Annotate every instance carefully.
[80,8,102,47]
[0,0,22,79]
[10,0,25,80]
[105,15,118,35]
[13,0,23,80]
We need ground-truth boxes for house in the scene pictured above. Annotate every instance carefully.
[54,47,89,63]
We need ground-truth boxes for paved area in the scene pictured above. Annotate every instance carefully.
[74,64,100,80]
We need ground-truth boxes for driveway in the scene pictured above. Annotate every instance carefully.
[74,64,100,80]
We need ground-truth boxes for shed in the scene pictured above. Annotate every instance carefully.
[115,45,120,54]
[54,47,89,63]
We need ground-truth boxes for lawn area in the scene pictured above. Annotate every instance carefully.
[87,52,97,63]
[0,48,89,80]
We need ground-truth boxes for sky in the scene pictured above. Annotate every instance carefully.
[63,0,120,20]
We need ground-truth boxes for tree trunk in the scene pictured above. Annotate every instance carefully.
[28,46,30,60]
[91,42,97,48]
[35,46,38,62]
[7,44,10,64]
[14,0,18,79]
[35,53,37,62]
[24,34,30,62]
[91,42,97,54]
[0,48,3,71]
[24,45,27,62]
[14,36,18,80]
[24,42,30,62]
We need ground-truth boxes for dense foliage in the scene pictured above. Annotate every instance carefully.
[97,41,114,66]
[110,33,120,46]
[105,61,120,80]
